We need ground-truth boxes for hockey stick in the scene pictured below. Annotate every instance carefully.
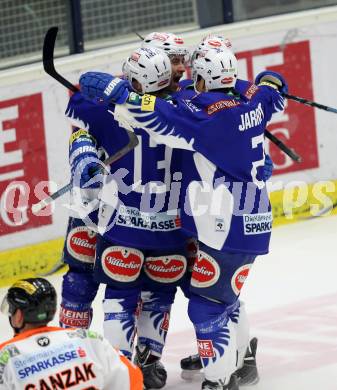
[32,27,139,214]
[264,130,301,162]
[284,93,337,114]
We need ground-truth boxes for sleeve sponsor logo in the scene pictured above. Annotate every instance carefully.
[191,250,220,288]
[101,246,144,282]
[144,254,187,283]
[116,205,181,232]
[243,212,272,235]
[197,339,215,358]
[244,84,259,100]
[231,264,252,295]
[66,226,97,263]
[206,99,240,115]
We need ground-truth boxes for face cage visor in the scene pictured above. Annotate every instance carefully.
[1,294,10,316]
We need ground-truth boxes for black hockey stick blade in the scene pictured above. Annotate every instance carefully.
[31,130,139,215]
[43,26,79,93]
[284,93,337,114]
[265,130,301,162]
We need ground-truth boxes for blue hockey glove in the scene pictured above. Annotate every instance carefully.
[69,131,104,189]
[79,72,130,104]
[255,70,288,95]
[263,154,274,181]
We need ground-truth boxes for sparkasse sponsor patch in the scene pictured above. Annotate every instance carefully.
[243,212,272,235]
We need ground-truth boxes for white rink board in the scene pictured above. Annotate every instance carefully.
[0,6,337,250]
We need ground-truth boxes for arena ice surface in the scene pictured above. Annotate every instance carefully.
[0,215,336,390]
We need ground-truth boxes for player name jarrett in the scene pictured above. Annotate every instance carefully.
[238,103,264,131]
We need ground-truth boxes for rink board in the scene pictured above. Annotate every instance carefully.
[1,6,337,285]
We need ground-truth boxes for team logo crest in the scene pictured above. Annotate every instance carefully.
[144,255,186,283]
[66,226,96,263]
[231,264,252,295]
[191,251,220,288]
[102,246,144,282]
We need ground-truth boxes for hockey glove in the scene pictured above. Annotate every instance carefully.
[79,72,130,104]
[69,130,104,189]
[255,70,288,95]
[263,154,274,181]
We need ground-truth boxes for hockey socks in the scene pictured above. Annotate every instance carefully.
[137,290,173,358]
[60,267,99,328]
[103,286,140,358]
[188,294,238,386]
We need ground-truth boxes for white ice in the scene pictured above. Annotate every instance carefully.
[1,215,336,389]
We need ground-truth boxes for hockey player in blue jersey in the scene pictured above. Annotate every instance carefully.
[90,47,287,390]
[177,34,264,385]
[61,37,194,389]
[77,37,276,388]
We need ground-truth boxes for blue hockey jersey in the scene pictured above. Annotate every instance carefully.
[66,92,188,249]
[116,82,284,254]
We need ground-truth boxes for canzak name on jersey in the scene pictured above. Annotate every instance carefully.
[238,103,264,131]
[24,362,95,389]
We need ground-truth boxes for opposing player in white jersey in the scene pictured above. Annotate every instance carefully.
[0,278,143,390]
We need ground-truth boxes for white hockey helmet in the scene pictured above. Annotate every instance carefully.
[142,32,189,59]
[192,34,233,65]
[193,47,238,90]
[123,47,172,94]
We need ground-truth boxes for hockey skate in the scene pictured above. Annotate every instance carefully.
[235,337,259,386]
[202,375,239,390]
[181,337,259,386]
[134,346,167,389]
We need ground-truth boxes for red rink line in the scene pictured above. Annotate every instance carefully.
[162,293,337,378]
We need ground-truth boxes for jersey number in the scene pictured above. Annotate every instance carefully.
[251,134,265,189]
